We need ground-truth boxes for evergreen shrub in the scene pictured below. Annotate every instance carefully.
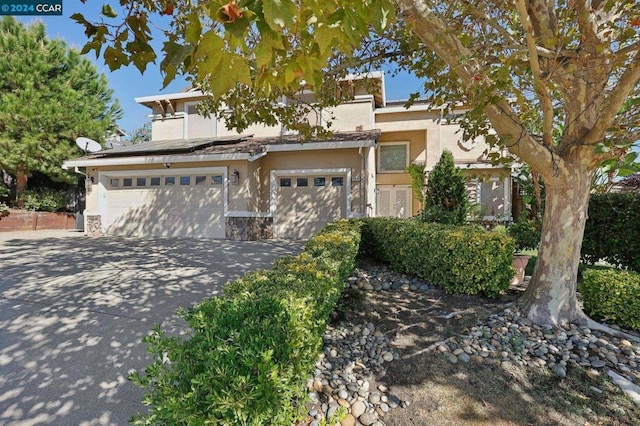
[582,193,640,273]
[19,188,68,212]
[129,220,361,425]
[581,268,640,331]
[360,217,514,297]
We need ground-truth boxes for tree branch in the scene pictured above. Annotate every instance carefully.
[617,41,640,58]
[572,0,598,43]
[526,0,557,49]
[396,0,556,176]
[515,0,554,148]
[587,50,640,144]
[458,0,519,47]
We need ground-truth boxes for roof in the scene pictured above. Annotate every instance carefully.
[135,72,386,109]
[63,130,381,169]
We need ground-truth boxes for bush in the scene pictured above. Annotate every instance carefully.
[581,268,640,331]
[421,150,468,225]
[130,220,361,425]
[508,218,541,252]
[19,188,68,212]
[0,183,8,200]
[360,217,514,297]
[582,193,640,273]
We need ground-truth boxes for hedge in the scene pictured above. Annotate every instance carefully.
[359,217,514,297]
[581,268,640,331]
[582,193,640,273]
[129,220,361,425]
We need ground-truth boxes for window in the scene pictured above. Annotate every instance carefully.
[296,177,308,187]
[378,143,409,172]
[165,176,176,186]
[314,177,326,187]
[150,177,161,187]
[136,177,147,187]
[123,178,133,187]
[109,178,119,188]
[180,176,191,186]
[331,177,344,187]
[195,175,207,186]
[211,175,223,185]
[280,178,292,187]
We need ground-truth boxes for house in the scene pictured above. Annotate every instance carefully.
[105,125,130,149]
[63,72,512,240]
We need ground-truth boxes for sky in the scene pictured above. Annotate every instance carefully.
[17,3,424,136]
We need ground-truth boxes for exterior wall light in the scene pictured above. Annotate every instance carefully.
[231,169,240,185]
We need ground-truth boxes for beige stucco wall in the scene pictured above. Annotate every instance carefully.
[322,99,374,132]
[152,117,185,141]
[375,108,491,170]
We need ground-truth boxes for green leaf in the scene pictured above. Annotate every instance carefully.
[185,12,202,45]
[593,143,610,154]
[263,0,297,30]
[101,4,118,18]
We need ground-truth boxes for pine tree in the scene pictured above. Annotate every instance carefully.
[0,17,121,198]
[422,150,468,225]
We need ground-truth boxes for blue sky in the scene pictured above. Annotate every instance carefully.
[18,4,424,135]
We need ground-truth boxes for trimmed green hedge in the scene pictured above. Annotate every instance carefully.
[359,217,514,297]
[582,193,640,273]
[581,268,640,331]
[130,220,361,425]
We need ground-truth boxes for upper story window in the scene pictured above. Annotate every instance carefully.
[378,142,409,173]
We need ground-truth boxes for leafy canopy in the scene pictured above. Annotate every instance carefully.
[0,17,121,185]
[73,0,394,137]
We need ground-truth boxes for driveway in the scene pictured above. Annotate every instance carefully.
[0,230,303,425]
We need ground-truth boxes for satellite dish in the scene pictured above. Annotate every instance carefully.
[76,137,102,153]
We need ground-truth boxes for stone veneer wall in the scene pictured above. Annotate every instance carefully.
[225,217,273,240]
[85,215,103,237]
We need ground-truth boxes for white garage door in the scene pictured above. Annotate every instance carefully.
[102,171,225,238]
[276,175,346,240]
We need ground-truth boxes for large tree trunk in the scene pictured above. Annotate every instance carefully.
[520,162,592,326]
[15,165,28,204]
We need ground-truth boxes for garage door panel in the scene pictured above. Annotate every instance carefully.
[104,174,225,238]
[276,175,346,240]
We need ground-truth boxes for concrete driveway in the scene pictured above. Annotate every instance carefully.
[0,230,302,425]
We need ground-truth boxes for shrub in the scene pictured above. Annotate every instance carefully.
[421,150,468,225]
[507,218,541,252]
[130,220,361,425]
[0,183,8,200]
[581,268,640,331]
[360,217,514,297]
[582,193,640,273]
[19,188,68,212]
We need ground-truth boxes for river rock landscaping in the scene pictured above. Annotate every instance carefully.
[304,261,640,425]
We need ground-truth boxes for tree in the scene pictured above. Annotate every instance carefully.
[422,150,468,225]
[129,121,152,144]
[75,1,640,328]
[0,17,121,199]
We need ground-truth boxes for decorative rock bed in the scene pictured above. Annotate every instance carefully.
[305,264,640,425]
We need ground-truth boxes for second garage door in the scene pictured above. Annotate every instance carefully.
[101,170,225,238]
[275,174,346,240]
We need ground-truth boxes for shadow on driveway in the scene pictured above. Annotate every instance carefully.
[0,232,302,425]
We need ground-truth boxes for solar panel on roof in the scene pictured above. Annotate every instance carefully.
[94,135,249,157]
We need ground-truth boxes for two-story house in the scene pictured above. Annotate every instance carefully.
[63,72,511,239]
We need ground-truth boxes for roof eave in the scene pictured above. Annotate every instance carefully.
[63,152,251,169]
